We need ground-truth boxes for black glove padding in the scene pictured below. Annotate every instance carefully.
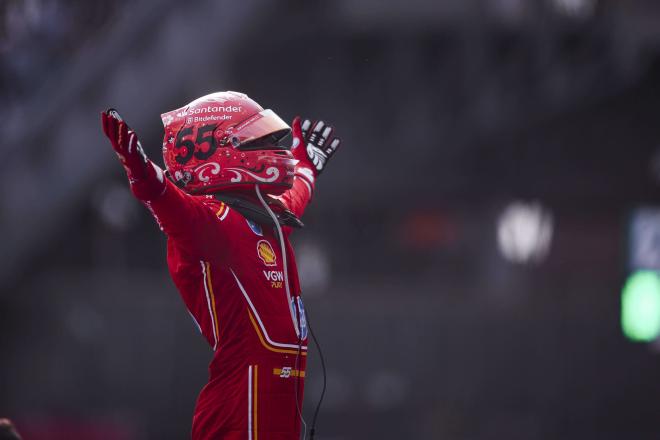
[300,119,341,175]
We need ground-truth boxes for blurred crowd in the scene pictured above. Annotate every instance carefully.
[0,0,122,108]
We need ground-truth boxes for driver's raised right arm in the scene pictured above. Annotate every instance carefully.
[101,109,227,259]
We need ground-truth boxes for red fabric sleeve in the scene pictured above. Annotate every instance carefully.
[275,165,315,236]
[277,165,315,219]
[130,162,229,260]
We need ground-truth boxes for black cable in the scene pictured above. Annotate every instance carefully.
[306,310,327,440]
[255,184,308,438]
[293,334,307,439]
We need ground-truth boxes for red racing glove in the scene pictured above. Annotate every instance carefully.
[290,117,341,176]
[101,109,165,200]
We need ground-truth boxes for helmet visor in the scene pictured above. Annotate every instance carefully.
[229,109,291,150]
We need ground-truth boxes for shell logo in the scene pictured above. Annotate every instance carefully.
[257,240,277,266]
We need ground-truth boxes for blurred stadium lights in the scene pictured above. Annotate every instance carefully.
[489,0,529,23]
[398,211,457,250]
[621,271,660,342]
[296,240,332,295]
[93,182,139,231]
[551,0,598,18]
[628,207,660,273]
[622,208,660,343]
[496,201,554,264]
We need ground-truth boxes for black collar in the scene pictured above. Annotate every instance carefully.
[213,193,304,229]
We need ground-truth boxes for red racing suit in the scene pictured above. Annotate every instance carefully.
[133,165,313,439]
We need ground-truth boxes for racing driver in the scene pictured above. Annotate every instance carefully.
[100,91,341,439]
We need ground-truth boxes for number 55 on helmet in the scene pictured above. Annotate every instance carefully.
[161,91,296,195]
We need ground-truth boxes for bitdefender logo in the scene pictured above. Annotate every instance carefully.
[187,114,232,124]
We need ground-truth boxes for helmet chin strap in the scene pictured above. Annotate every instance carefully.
[254,184,308,439]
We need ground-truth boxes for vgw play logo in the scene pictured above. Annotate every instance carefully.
[263,270,283,288]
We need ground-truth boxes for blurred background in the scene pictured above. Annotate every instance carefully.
[3,0,660,438]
